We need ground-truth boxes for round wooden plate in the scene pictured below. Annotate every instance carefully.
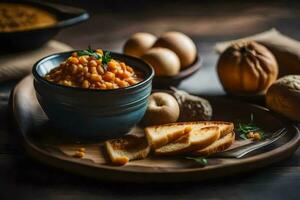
[11,76,300,183]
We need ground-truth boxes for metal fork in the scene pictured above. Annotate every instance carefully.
[209,128,287,159]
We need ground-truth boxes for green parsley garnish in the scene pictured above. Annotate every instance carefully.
[102,51,111,65]
[77,45,101,60]
[186,157,208,166]
[77,46,112,71]
[235,114,265,140]
[101,51,111,71]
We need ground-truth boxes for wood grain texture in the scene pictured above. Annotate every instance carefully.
[1,0,300,199]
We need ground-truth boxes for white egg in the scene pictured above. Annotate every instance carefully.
[142,47,180,76]
[123,32,157,58]
[154,32,197,68]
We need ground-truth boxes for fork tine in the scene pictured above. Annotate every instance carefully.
[270,128,286,139]
[209,128,288,158]
[272,129,287,140]
[233,130,287,158]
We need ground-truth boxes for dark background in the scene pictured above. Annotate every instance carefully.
[50,0,300,47]
[51,0,300,94]
[1,0,300,199]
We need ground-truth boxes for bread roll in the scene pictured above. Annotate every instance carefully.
[266,75,300,121]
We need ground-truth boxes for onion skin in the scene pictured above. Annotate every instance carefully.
[142,92,180,126]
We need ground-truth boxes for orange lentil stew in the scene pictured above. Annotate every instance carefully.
[44,48,144,90]
[0,3,57,32]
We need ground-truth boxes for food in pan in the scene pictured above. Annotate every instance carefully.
[123,32,157,58]
[0,3,57,32]
[153,31,197,68]
[266,75,300,121]
[217,41,278,95]
[105,135,150,165]
[142,47,180,76]
[44,48,143,89]
[142,92,180,126]
[105,121,234,165]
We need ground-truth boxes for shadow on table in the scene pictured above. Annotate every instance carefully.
[2,149,299,200]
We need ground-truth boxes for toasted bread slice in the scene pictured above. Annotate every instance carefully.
[145,121,234,149]
[145,125,192,149]
[155,126,220,156]
[105,135,150,165]
[192,132,235,156]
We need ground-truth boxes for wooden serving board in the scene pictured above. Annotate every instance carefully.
[11,76,300,183]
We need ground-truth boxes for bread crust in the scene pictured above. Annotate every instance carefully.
[105,135,150,165]
[155,126,220,156]
[145,126,191,149]
[146,121,233,128]
[145,121,234,149]
[192,132,235,156]
[266,75,300,121]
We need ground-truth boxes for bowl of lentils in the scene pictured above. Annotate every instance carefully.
[32,47,154,139]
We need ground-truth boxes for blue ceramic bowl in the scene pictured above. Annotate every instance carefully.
[32,51,154,140]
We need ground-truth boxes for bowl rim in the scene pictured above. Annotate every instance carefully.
[32,50,155,93]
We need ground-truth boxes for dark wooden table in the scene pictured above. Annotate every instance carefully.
[1,1,300,199]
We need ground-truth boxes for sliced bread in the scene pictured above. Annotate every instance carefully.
[145,121,234,149]
[105,135,150,165]
[155,126,220,156]
[192,131,235,156]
